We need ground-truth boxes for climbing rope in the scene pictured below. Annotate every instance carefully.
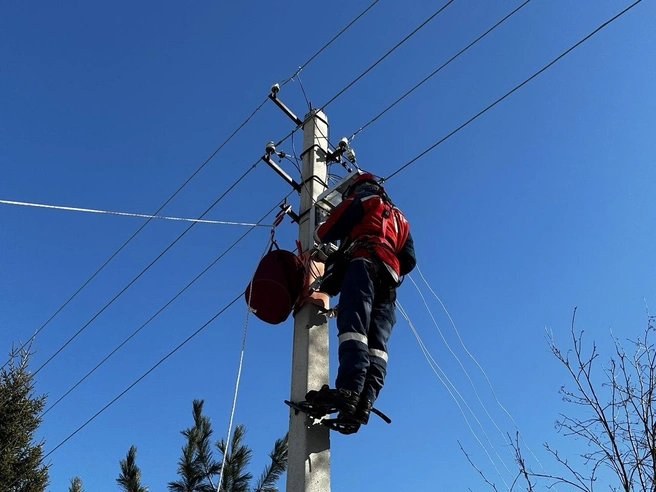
[217,207,287,492]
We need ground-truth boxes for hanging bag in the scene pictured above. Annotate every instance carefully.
[244,243,305,325]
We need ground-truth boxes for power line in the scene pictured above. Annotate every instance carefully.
[383,0,643,183]
[349,0,532,141]
[320,0,456,111]
[32,162,260,377]
[290,0,382,77]
[1,103,267,371]
[3,0,383,371]
[271,0,457,153]
[275,0,457,163]
[31,13,392,375]
[0,199,270,227]
[41,292,243,461]
[40,196,289,417]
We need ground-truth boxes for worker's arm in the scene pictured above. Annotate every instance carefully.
[316,193,366,244]
[398,231,416,276]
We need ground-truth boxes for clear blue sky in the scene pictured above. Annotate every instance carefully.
[2,0,654,490]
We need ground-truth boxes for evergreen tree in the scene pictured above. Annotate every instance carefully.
[252,433,288,492]
[215,425,252,492]
[168,399,217,492]
[117,445,148,492]
[67,476,83,492]
[216,425,288,492]
[169,400,288,492]
[0,344,49,491]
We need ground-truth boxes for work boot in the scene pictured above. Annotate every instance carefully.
[334,388,359,418]
[307,385,333,404]
[354,397,373,425]
[308,386,359,416]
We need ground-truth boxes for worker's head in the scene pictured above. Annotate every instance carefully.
[343,171,380,199]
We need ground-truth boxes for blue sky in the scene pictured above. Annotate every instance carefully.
[2,0,654,490]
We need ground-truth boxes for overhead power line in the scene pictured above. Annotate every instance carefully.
[383,0,643,183]
[40,196,290,417]
[1,110,266,371]
[272,0,457,164]
[41,293,243,461]
[32,162,260,377]
[0,199,270,227]
[291,0,382,77]
[4,0,383,371]
[320,0,456,111]
[349,0,532,140]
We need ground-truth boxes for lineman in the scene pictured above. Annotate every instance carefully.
[312,171,416,433]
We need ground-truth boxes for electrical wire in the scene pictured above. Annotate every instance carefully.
[294,71,312,112]
[40,293,243,461]
[348,0,532,141]
[0,101,268,372]
[40,197,290,417]
[284,0,383,82]
[320,0,456,111]
[383,0,643,183]
[271,0,457,155]
[32,162,260,377]
[0,199,270,227]
[283,0,459,172]
[3,0,383,372]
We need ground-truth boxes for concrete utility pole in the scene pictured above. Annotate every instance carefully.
[286,109,331,492]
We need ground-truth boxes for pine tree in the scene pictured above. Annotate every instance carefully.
[216,425,289,492]
[169,400,288,492]
[68,476,84,492]
[117,445,148,492]
[0,344,49,491]
[168,400,219,492]
[215,425,253,492]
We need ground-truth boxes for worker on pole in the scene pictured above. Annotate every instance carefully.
[310,171,416,434]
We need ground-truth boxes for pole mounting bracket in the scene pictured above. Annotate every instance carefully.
[269,92,303,126]
[261,155,301,192]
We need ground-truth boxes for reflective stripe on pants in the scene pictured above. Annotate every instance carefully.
[335,257,396,403]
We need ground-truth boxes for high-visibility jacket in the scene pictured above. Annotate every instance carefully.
[316,184,415,284]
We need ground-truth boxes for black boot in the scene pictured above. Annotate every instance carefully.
[354,397,373,425]
[335,388,359,418]
[306,386,359,418]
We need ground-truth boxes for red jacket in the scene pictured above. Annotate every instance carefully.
[316,184,413,283]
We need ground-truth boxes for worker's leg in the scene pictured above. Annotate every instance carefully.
[356,286,396,424]
[335,258,376,395]
[363,295,396,402]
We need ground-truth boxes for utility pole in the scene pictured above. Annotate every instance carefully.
[286,108,331,492]
[264,85,349,491]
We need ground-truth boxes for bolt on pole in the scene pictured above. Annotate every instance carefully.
[286,109,331,492]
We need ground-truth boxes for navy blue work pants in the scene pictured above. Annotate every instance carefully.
[335,257,396,403]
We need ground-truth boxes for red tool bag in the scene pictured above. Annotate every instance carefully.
[244,244,305,325]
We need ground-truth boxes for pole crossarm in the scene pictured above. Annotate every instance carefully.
[261,155,302,192]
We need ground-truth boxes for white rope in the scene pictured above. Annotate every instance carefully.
[414,265,550,478]
[407,275,513,470]
[396,301,510,489]
[0,199,269,227]
[217,234,273,492]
